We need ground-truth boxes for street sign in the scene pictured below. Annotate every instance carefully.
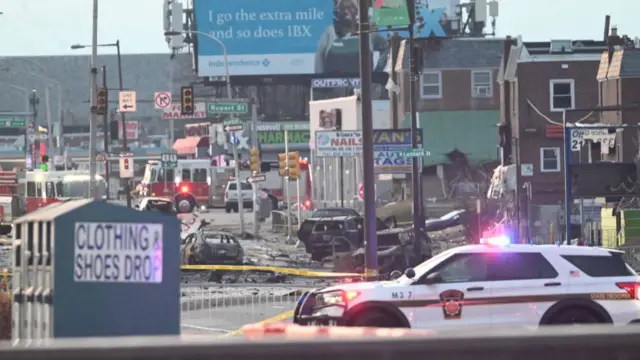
[161,152,178,168]
[247,174,266,184]
[118,91,137,112]
[119,152,134,179]
[154,92,172,109]
[358,183,364,201]
[0,116,26,128]
[397,148,431,157]
[224,124,244,132]
[207,102,248,115]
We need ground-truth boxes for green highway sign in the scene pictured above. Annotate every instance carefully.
[0,116,26,128]
[161,153,178,169]
[207,102,248,115]
[397,148,431,157]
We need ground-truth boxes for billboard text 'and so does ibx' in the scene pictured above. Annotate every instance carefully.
[192,0,460,77]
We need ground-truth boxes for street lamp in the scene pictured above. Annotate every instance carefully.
[70,40,128,149]
[164,30,231,97]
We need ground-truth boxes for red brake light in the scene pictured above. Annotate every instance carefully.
[181,185,189,193]
[616,282,640,300]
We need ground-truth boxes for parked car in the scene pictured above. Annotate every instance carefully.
[181,229,244,265]
[423,209,468,232]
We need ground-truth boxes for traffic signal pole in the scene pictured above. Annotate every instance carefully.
[284,130,292,243]
[251,103,260,237]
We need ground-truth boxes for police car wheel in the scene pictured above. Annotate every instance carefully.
[549,308,600,325]
[349,310,402,328]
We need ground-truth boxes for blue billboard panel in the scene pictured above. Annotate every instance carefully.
[193,0,459,77]
[373,129,423,174]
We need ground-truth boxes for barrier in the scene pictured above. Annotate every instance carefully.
[180,264,360,278]
[271,210,297,234]
[180,284,306,335]
[3,325,640,360]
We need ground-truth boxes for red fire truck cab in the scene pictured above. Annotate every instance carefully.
[24,170,107,213]
[139,159,234,213]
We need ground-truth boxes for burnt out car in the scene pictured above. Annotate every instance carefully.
[181,230,244,265]
[334,226,429,275]
[304,216,362,261]
[298,213,395,252]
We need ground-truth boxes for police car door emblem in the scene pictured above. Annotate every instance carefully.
[440,289,464,319]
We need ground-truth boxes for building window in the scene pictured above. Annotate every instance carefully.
[471,70,492,98]
[540,147,561,172]
[549,79,575,111]
[420,71,442,99]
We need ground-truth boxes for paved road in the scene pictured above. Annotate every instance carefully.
[181,300,296,335]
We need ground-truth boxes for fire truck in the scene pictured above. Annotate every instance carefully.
[0,171,21,222]
[23,170,107,213]
[139,159,234,213]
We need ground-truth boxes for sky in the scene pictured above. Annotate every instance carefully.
[0,0,638,56]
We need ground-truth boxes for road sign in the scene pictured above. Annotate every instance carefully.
[118,91,137,112]
[358,183,364,201]
[247,174,266,184]
[154,92,172,109]
[224,124,244,132]
[161,152,178,168]
[397,148,431,157]
[207,102,248,115]
[119,152,134,179]
[0,116,26,128]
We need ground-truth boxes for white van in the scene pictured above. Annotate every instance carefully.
[224,181,253,213]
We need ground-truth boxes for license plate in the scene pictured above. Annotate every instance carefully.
[310,320,337,326]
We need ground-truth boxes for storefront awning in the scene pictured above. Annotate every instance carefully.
[172,136,209,155]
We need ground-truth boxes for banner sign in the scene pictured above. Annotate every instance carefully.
[311,78,361,88]
[374,129,423,173]
[570,128,616,154]
[315,130,363,157]
[192,0,460,77]
[163,102,207,120]
[258,130,310,145]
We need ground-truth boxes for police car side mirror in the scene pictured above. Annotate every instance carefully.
[404,268,416,279]
[423,272,443,285]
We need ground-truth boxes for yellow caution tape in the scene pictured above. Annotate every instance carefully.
[181,264,361,278]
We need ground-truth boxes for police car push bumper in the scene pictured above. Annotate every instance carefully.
[294,289,360,326]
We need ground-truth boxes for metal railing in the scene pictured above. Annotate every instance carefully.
[180,283,310,335]
[3,325,640,359]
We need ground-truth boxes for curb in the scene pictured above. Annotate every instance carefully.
[180,289,306,312]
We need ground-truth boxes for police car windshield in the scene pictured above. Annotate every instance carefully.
[398,248,456,283]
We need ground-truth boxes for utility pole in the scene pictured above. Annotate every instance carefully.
[28,89,39,169]
[88,0,99,199]
[102,65,110,200]
[358,0,378,280]
[407,0,428,257]
[115,40,131,207]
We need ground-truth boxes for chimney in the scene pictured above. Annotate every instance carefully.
[611,25,618,36]
[516,35,523,46]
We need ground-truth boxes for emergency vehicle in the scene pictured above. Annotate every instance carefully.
[294,237,640,328]
[0,171,21,222]
[138,159,234,213]
[24,170,107,213]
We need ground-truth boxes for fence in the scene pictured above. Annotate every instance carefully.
[3,324,640,359]
[180,283,311,335]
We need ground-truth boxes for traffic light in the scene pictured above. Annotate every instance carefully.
[97,87,108,115]
[123,158,130,171]
[288,152,301,180]
[181,86,194,115]
[278,153,287,177]
[249,147,260,173]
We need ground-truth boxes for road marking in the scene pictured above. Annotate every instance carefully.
[218,310,294,338]
[182,324,231,333]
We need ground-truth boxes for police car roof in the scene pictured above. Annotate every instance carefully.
[456,244,620,256]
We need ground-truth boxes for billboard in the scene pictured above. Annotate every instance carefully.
[374,129,422,173]
[315,130,363,157]
[193,0,460,77]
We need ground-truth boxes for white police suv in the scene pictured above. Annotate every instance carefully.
[294,238,640,328]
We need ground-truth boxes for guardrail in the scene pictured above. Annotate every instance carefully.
[3,325,640,359]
